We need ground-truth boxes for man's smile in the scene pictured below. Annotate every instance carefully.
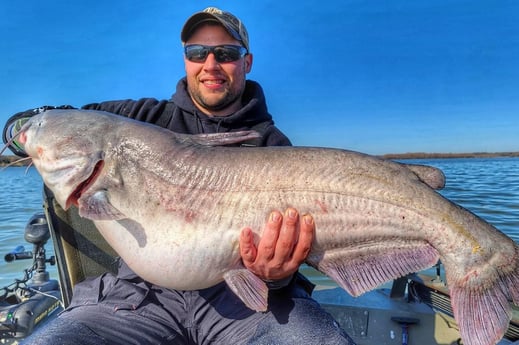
[201,78,226,89]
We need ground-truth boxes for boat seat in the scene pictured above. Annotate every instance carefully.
[42,186,119,307]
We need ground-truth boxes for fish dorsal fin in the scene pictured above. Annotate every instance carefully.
[400,163,446,190]
[309,241,440,297]
[223,267,269,312]
[179,131,262,147]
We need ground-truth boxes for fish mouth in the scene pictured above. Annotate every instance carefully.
[66,160,104,209]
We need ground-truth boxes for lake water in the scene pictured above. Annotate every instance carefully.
[0,166,49,288]
[1,158,519,289]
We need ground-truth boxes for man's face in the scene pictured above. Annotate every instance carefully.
[184,24,253,116]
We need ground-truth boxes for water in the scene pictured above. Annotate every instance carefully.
[1,158,519,290]
[0,166,50,287]
[410,157,519,243]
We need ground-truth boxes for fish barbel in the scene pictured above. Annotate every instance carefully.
[7,109,519,345]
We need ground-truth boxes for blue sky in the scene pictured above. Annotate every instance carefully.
[1,0,518,154]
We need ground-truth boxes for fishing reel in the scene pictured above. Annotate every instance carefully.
[0,213,61,340]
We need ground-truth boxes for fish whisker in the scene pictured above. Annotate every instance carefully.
[24,160,34,174]
[1,156,33,171]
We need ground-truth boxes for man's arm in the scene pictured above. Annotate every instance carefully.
[82,98,168,123]
[2,100,169,156]
[239,208,314,283]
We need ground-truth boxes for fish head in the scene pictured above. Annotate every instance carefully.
[18,109,109,210]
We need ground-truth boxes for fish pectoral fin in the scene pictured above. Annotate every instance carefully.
[183,131,261,147]
[223,268,269,312]
[311,241,440,297]
[78,191,126,221]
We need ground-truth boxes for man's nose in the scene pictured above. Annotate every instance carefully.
[203,53,220,70]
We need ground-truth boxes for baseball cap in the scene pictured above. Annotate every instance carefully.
[181,7,249,51]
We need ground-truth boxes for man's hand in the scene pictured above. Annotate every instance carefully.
[239,208,314,281]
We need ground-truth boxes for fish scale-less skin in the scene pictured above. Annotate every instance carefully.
[15,109,519,345]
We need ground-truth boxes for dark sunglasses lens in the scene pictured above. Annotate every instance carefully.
[185,45,246,63]
[185,46,208,62]
[213,46,242,62]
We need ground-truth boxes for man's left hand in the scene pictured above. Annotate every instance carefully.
[239,208,314,281]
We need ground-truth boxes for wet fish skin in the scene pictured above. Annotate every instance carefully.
[14,109,519,345]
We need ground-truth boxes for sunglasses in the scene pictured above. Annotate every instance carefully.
[184,44,248,63]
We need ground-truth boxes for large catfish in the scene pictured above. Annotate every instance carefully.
[7,109,519,345]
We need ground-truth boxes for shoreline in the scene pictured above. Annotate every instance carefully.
[2,151,519,167]
[1,155,29,167]
[379,151,519,160]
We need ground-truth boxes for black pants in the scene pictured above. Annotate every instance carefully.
[22,263,355,345]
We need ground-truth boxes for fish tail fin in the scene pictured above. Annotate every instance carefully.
[503,270,519,305]
[449,268,519,345]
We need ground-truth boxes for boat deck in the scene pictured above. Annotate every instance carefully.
[313,274,519,345]
[315,286,460,345]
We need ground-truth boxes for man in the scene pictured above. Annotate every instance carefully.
[5,7,354,345]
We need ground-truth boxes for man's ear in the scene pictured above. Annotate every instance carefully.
[244,53,253,73]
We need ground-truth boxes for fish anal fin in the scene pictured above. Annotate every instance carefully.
[311,241,440,297]
[78,191,126,221]
[223,268,269,312]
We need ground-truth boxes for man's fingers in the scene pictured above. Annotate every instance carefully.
[274,208,299,262]
[272,212,314,276]
[239,228,257,265]
[256,210,283,260]
[290,213,314,265]
[239,209,315,281]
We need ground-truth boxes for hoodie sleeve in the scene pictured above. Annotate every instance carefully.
[261,124,292,147]
[239,122,292,147]
[81,98,169,124]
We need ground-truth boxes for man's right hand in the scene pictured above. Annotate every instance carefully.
[239,208,314,283]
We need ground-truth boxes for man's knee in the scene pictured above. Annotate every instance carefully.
[20,316,108,345]
[249,297,355,345]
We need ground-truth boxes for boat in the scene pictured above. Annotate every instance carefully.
[1,186,518,344]
[0,213,62,343]
[313,273,519,344]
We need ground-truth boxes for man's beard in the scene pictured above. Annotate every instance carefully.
[190,86,240,112]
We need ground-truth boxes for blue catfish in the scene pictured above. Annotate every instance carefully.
[8,109,519,345]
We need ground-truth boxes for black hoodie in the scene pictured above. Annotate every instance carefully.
[82,78,291,147]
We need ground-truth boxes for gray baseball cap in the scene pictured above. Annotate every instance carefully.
[181,7,249,51]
